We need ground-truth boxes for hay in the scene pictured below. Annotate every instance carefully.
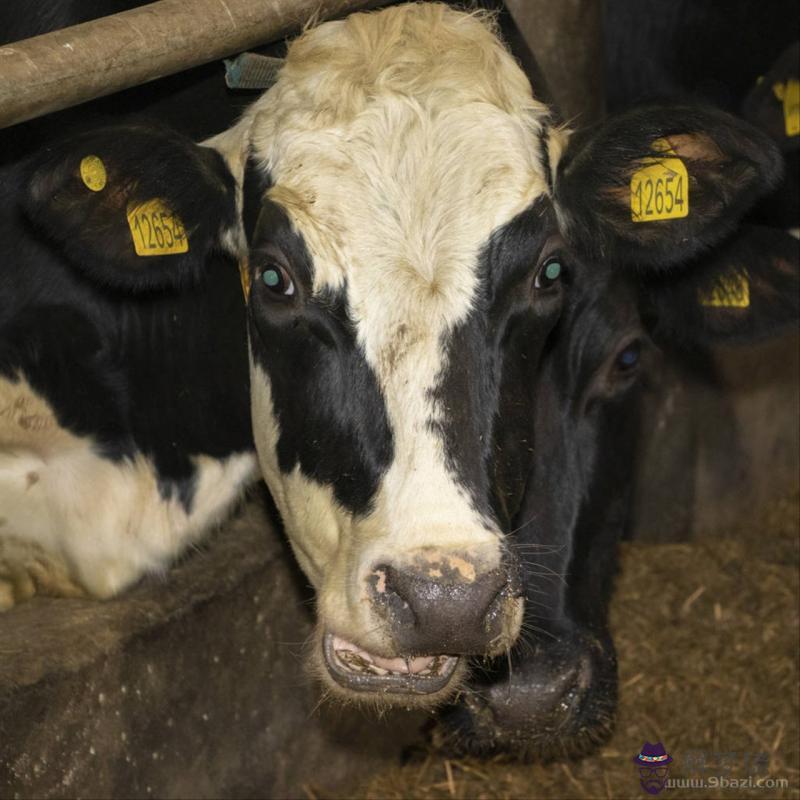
[329,491,799,799]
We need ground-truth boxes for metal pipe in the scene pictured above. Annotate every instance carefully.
[0,0,390,129]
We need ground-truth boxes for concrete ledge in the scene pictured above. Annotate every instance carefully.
[0,491,423,799]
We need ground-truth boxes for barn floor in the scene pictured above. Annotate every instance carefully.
[332,490,800,800]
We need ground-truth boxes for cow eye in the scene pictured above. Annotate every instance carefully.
[534,257,564,290]
[615,340,642,372]
[259,264,295,298]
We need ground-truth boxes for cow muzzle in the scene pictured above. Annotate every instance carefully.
[321,548,523,700]
[437,629,618,759]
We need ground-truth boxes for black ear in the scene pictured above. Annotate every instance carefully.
[23,123,239,292]
[639,225,799,347]
[554,105,784,269]
[741,42,799,154]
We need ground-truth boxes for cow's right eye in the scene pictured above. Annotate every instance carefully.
[260,264,295,298]
[534,257,564,290]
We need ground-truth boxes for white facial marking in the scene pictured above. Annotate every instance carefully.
[0,375,257,607]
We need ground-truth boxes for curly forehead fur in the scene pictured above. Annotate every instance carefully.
[242,3,560,307]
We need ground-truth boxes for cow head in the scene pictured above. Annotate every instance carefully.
[209,3,791,711]
[437,220,799,758]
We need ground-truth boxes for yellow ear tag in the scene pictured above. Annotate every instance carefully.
[80,155,107,192]
[781,78,799,137]
[699,270,750,308]
[126,199,189,256]
[239,256,251,302]
[631,138,689,222]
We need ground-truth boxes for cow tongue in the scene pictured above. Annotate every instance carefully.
[331,635,447,677]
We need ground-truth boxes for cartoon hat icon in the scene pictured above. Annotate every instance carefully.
[633,742,673,766]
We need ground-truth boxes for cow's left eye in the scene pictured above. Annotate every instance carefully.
[614,339,643,374]
[535,257,563,290]
[260,264,295,297]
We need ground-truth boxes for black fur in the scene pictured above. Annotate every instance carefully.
[432,199,556,520]
[556,104,784,269]
[0,124,252,511]
[23,125,239,293]
[242,155,274,242]
[247,200,394,515]
[604,0,797,114]
[437,161,797,759]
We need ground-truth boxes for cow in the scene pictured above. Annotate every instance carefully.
[432,218,799,759]
[0,0,264,605]
[207,0,796,707]
[0,123,255,605]
[1,1,797,760]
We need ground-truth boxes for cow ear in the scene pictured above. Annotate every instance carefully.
[741,42,800,154]
[553,105,784,269]
[23,124,239,292]
[639,225,799,347]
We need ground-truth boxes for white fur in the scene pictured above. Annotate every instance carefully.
[234,5,559,652]
[0,375,257,607]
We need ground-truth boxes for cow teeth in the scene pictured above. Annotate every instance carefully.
[336,648,403,676]
[324,633,460,694]
[331,635,446,677]
[337,649,378,674]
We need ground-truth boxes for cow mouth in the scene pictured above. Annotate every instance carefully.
[323,633,459,694]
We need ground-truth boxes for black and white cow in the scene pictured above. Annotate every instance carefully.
[209,2,796,708]
[1,2,797,759]
[0,124,254,604]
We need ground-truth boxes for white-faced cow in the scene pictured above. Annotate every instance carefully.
[1,2,797,759]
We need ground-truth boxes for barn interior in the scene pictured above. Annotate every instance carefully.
[0,1,798,798]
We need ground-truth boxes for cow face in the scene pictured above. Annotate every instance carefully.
[437,227,799,757]
[436,247,648,758]
[210,3,790,709]
[211,4,564,705]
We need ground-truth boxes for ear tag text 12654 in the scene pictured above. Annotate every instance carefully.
[631,138,689,222]
[126,199,189,256]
